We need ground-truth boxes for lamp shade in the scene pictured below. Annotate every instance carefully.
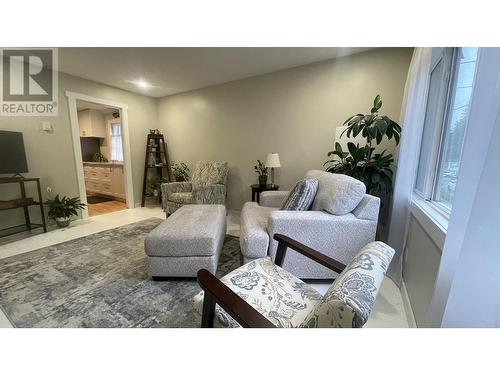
[265,153,281,168]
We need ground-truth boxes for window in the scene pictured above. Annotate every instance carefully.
[110,122,123,161]
[414,48,479,215]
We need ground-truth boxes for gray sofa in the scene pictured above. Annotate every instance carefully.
[161,161,229,215]
[239,170,380,279]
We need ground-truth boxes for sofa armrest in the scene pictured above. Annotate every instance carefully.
[267,210,378,265]
[259,191,289,208]
[161,182,192,196]
[192,184,226,205]
[161,182,192,210]
[352,194,380,221]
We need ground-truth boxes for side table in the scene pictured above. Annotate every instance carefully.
[250,184,279,204]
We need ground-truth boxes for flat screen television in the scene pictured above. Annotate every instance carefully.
[0,130,29,175]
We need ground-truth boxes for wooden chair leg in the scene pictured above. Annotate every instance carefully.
[201,293,216,328]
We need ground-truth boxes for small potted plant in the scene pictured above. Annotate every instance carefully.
[171,162,190,182]
[254,160,268,186]
[45,194,86,228]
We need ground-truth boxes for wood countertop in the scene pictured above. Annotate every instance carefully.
[83,162,123,167]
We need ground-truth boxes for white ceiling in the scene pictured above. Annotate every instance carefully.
[58,48,373,98]
[76,99,116,113]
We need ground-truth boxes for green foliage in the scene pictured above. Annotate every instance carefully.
[171,162,190,182]
[91,152,108,162]
[45,194,86,220]
[254,160,268,177]
[324,95,401,195]
[145,181,158,196]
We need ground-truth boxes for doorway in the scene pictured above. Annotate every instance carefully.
[66,92,134,219]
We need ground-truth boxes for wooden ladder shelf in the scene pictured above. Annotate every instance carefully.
[141,132,173,207]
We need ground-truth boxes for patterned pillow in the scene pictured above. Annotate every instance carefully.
[299,241,395,328]
[280,179,318,211]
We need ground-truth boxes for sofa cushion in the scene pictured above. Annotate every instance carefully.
[193,257,323,328]
[168,192,193,204]
[280,178,318,211]
[299,241,395,328]
[305,170,366,215]
[239,202,277,259]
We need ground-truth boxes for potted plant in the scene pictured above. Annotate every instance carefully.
[254,160,268,186]
[45,194,86,228]
[324,95,402,195]
[145,181,159,197]
[171,162,190,182]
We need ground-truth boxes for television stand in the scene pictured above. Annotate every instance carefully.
[0,177,47,238]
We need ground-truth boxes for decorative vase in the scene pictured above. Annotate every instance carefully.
[259,175,268,186]
[55,217,70,228]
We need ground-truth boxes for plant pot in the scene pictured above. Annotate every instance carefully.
[55,217,71,228]
[258,175,268,186]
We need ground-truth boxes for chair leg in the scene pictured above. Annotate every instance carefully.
[201,293,216,328]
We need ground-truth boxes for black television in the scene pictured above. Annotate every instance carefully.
[0,130,29,175]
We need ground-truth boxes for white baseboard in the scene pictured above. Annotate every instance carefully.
[401,280,417,328]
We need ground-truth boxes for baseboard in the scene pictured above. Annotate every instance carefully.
[401,280,417,328]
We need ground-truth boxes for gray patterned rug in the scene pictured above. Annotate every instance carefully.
[0,218,242,328]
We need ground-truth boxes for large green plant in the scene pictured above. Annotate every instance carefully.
[324,95,402,194]
[45,195,86,220]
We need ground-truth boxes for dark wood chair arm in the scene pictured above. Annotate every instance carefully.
[197,269,276,328]
[273,233,347,274]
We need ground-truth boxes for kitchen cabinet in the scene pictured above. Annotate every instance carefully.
[78,109,106,138]
[84,163,125,201]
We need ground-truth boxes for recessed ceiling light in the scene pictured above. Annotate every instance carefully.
[136,80,149,89]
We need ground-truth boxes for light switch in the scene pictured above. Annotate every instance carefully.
[42,122,53,132]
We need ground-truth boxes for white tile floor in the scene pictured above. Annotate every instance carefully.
[0,206,410,328]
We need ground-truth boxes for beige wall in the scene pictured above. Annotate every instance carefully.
[157,48,413,210]
[0,73,158,229]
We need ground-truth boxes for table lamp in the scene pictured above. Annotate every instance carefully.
[265,153,281,187]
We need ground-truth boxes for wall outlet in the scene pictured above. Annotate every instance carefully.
[41,122,53,132]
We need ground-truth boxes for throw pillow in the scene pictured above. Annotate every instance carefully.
[305,171,366,215]
[280,178,318,211]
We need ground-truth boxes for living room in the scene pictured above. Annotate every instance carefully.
[1,2,499,374]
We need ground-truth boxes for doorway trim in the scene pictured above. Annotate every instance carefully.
[66,91,134,219]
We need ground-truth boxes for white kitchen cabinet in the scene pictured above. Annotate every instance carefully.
[78,109,106,138]
[84,163,125,201]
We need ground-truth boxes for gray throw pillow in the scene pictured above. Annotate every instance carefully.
[306,171,366,215]
[280,179,319,211]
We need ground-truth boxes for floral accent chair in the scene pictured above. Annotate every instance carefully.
[194,234,395,328]
[161,161,229,215]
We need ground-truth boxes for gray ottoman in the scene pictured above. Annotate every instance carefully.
[144,204,226,278]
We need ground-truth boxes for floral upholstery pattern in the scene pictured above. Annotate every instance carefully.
[300,241,395,328]
[193,257,323,328]
[191,161,229,189]
[168,192,194,204]
[161,161,229,215]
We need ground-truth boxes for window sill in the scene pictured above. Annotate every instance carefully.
[410,196,448,250]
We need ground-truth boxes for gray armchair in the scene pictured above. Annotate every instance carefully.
[239,170,381,279]
[161,161,229,215]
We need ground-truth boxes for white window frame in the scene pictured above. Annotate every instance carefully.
[413,47,465,220]
[107,118,123,162]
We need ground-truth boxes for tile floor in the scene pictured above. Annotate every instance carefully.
[0,206,410,328]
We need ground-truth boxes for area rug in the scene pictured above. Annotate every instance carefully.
[0,218,242,328]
